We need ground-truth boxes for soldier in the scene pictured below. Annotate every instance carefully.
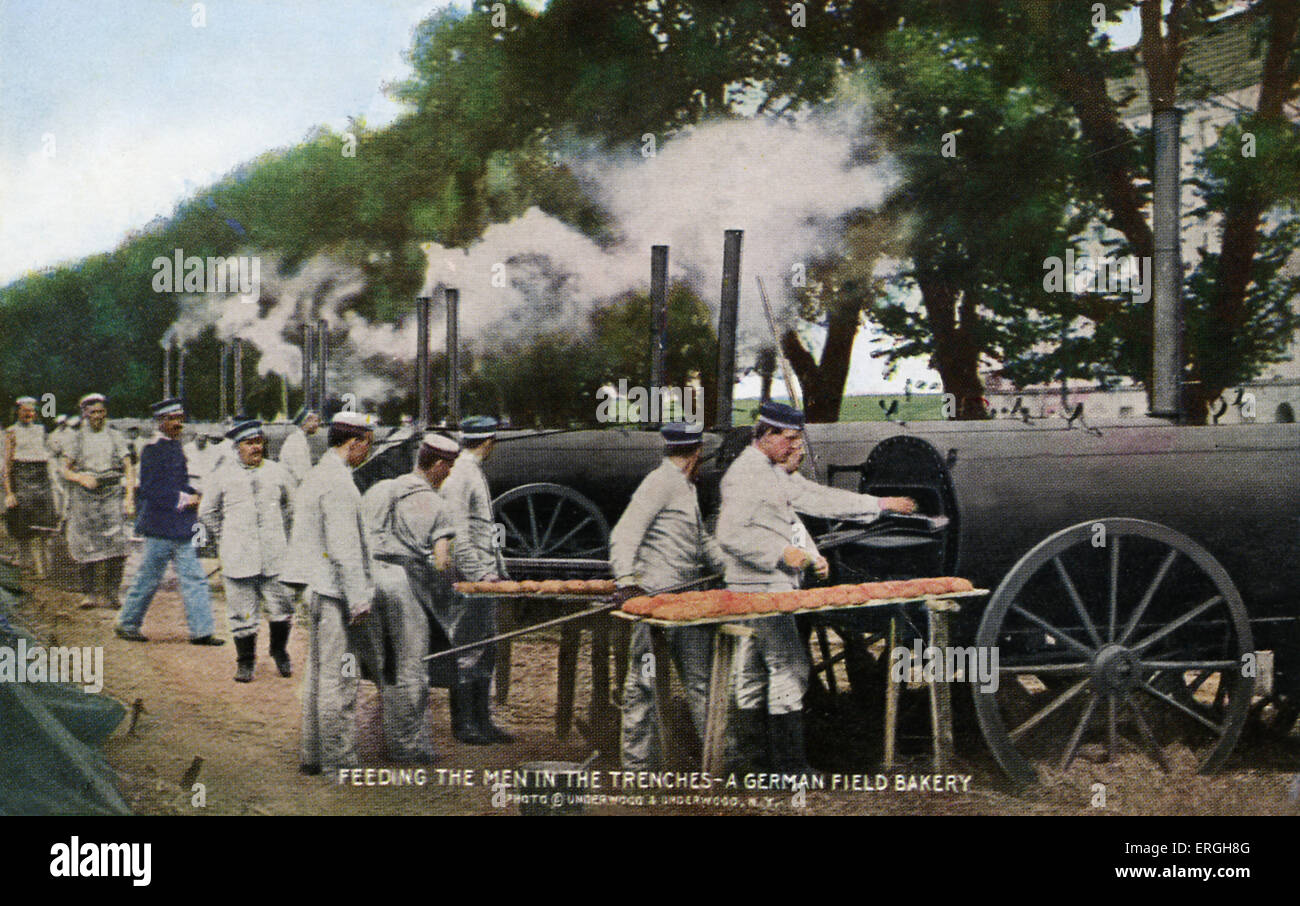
[610,421,726,770]
[46,414,70,523]
[716,401,915,772]
[62,394,135,610]
[198,419,296,682]
[279,407,320,486]
[283,410,379,775]
[360,432,459,762]
[4,396,58,578]
[114,399,222,645]
[441,415,513,745]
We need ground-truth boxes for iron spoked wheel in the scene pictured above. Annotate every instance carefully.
[974,518,1254,785]
[492,482,611,560]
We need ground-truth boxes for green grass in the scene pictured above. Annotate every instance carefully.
[732,393,945,424]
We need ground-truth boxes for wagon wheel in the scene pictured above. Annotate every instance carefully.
[492,482,611,560]
[974,518,1254,785]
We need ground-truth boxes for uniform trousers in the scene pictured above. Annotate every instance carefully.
[439,593,496,682]
[374,562,435,761]
[734,614,810,715]
[620,621,715,769]
[222,574,294,639]
[300,592,382,771]
[117,536,214,637]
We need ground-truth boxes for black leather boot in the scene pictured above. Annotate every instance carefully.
[451,683,490,745]
[768,711,814,776]
[729,707,768,773]
[269,620,292,677]
[473,679,515,743]
[234,635,256,683]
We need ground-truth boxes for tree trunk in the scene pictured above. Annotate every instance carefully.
[779,292,869,422]
[918,278,987,419]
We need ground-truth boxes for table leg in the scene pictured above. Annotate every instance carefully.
[495,599,514,706]
[650,628,683,768]
[556,622,580,740]
[701,624,746,775]
[883,615,900,771]
[927,602,956,772]
[611,618,631,711]
[590,613,614,749]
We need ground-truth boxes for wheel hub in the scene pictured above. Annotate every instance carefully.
[1092,643,1140,693]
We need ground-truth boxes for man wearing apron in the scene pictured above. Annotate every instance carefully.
[61,394,135,609]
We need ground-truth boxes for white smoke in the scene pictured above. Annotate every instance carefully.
[167,98,894,406]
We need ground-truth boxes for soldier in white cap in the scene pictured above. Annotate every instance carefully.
[46,414,71,523]
[282,410,380,774]
[278,407,320,487]
[199,419,297,682]
[4,396,57,577]
[360,432,459,762]
[440,415,513,744]
[716,401,915,772]
[62,394,135,609]
[610,420,727,770]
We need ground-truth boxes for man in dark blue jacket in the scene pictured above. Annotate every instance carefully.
[115,399,223,645]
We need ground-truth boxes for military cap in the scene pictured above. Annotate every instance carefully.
[151,398,185,418]
[459,415,499,442]
[421,432,460,460]
[226,419,264,443]
[661,420,705,448]
[757,400,805,431]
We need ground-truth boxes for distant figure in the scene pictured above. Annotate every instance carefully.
[4,396,58,577]
[279,407,320,487]
[61,394,134,610]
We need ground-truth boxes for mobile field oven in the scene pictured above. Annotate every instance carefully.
[351,225,1300,783]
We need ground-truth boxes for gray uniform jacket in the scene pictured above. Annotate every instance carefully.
[361,474,456,568]
[282,448,374,611]
[716,445,883,591]
[609,459,726,593]
[279,428,313,485]
[198,457,294,579]
[441,452,503,581]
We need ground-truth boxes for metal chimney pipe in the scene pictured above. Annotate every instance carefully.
[302,323,315,414]
[316,319,328,413]
[757,346,776,405]
[445,289,460,427]
[177,347,186,402]
[416,296,432,430]
[650,245,669,395]
[232,337,244,416]
[162,342,172,398]
[714,230,743,429]
[219,342,229,422]
[1151,107,1184,422]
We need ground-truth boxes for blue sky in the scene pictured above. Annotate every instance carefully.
[0,0,451,283]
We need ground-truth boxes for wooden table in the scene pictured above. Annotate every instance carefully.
[615,589,987,772]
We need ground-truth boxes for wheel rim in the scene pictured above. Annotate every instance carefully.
[492,482,611,559]
[974,518,1254,784]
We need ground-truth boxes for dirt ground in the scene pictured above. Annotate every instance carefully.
[6,537,1300,817]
